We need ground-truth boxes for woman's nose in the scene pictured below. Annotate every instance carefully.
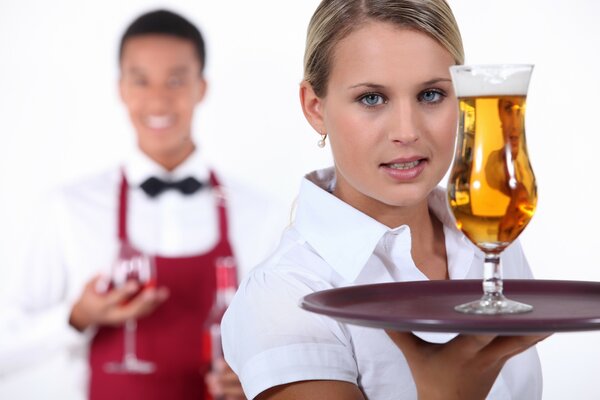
[387,100,421,144]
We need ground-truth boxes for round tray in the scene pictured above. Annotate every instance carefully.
[300,279,600,334]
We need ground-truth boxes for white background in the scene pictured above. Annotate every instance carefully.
[1,0,599,398]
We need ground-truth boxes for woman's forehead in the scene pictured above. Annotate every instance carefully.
[328,23,454,87]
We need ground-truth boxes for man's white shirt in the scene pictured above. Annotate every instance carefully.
[0,148,288,399]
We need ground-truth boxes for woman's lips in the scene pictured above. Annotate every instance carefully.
[380,158,427,181]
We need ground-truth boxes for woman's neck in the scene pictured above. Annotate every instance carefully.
[372,200,449,280]
[333,190,449,280]
[411,209,448,280]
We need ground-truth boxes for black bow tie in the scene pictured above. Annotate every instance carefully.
[140,176,205,197]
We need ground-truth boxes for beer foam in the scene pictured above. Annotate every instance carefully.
[450,65,533,97]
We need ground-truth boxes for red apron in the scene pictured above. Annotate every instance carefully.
[89,172,235,399]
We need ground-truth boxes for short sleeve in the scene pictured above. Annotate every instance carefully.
[221,264,358,399]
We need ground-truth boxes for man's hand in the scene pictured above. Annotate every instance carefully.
[69,275,169,331]
[205,358,246,400]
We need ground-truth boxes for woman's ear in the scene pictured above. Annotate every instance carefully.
[299,81,326,134]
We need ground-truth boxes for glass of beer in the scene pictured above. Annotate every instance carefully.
[447,64,537,314]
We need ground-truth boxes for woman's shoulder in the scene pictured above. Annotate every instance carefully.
[222,229,358,399]
[240,227,336,298]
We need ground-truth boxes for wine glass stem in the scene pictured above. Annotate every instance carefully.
[482,254,503,300]
[124,319,137,363]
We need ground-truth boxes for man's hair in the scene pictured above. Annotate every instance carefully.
[119,9,206,71]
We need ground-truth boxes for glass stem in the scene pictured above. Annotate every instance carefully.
[124,319,137,363]
[482,254,504,300]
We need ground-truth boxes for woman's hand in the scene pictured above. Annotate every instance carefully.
[386,331,549,400]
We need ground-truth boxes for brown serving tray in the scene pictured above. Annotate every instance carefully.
[300,280,600,334]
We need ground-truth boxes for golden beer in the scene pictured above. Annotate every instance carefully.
[448,95,537,254]
[448,64,536,314]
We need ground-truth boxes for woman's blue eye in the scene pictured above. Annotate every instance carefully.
[360,93,385,107]
[419,90,444,104]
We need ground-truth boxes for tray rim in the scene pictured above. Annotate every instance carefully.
[300,279,600,334]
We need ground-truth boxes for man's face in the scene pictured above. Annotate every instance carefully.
[119,34,206,169]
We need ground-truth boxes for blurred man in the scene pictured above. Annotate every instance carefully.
[0,9,286,400]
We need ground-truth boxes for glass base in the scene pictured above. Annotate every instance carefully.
[455,293,533,315]
[104,357,156,374]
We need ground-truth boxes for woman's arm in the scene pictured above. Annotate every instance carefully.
[256,380,364,400]
[254,332,547,400]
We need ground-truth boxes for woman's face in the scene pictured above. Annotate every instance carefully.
[302,22,458,220]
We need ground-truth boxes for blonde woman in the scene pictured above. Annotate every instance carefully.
[222,1,546,399]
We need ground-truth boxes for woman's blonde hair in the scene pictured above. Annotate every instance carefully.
[304,0,464,97]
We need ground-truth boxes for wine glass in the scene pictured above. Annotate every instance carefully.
[447,64,537,314]
[104,243,157,373]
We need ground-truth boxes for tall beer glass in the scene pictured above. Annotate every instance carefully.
[447,65,537,314]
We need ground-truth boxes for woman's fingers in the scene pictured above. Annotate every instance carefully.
[446,334,497,356]
[479,334,551,363]
[386,331,498,360]
[384,330,428,361]
[385,329,548,400]
[388,330,547,363]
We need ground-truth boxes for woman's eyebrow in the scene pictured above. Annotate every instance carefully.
[348,82,385,90]
[348,78,452,90]
[421,77,452,86]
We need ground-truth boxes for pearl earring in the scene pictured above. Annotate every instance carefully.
[317,132,327,148]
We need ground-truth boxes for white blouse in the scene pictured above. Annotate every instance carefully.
[222,167,542,400]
